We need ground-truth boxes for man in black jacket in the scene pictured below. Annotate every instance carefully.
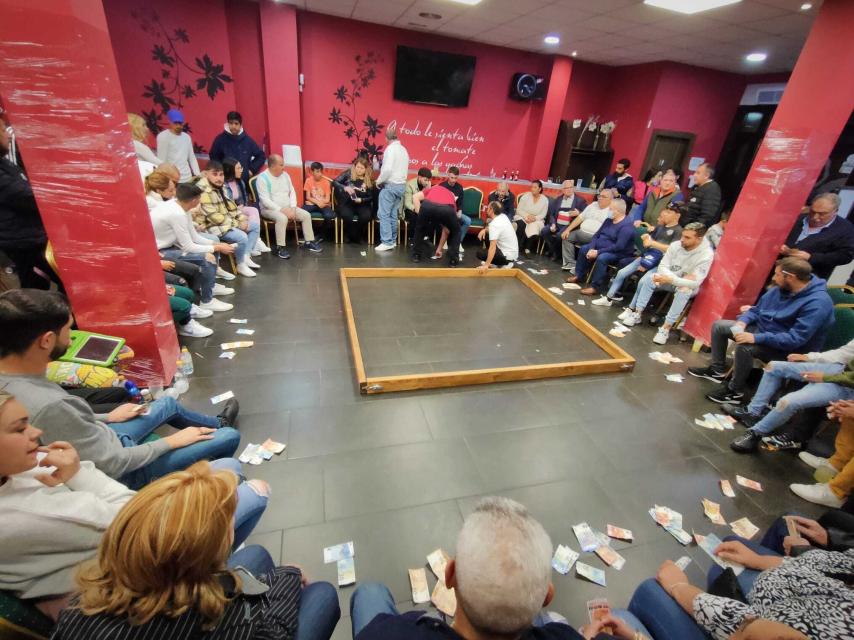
[782,192,854,280]
[487,181,515,219]
[208,111,266,189]
[0,125,62,290]
[683,162,721,227]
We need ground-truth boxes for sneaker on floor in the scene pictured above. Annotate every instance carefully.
[610,294,624,302]
[458,245,465,254]
[722,404,761,429]
[798,451,836,473]
[212,283,234,296]
[592,296,612,307]
[200,298,234,312]
[687,365,727,383]
[621,311,642,327]
[303,241,323,253]
[216,267,236,281]
[375,243,395,252]
[761,433,802,451]
[430,254,442,260]
[237,263,257,277]
[706,387,744,405]
[250,250,262,257]
[244,257,261,269]
[255,238,272,253]
[561,265,574,271]
[177,318,213,338]
[501,262,515,269]
[653,327,670,345]
[789,482,844,508]
[190,303,213,319]
[217,397,240,428]
[730,431,761,453]
[277,248,291,259]
[617,308,633,322]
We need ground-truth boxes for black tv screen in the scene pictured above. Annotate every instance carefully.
[393,46,476,108]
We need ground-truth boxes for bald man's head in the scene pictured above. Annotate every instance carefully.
[268,154,284,176]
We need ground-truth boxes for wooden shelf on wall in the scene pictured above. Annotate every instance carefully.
[549,120,614,188]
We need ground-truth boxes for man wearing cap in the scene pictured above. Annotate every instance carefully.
[156,109,200,183]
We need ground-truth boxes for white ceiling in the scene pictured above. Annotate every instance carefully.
[280,0,821,74]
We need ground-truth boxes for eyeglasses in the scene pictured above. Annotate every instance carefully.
[780,270,794,277]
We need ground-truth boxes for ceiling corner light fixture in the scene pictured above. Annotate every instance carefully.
[643,0,741,15]
[418,12,442,20]
[745,51,767,63]
[800,2,812,9]
[544,35,560,45]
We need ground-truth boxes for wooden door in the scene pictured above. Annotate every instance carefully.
[642,130,695,182]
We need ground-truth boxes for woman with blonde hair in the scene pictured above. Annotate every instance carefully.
[127,113,162,166]
[144,170,176,212]
[334,156,375,243]
[53,461,340,640]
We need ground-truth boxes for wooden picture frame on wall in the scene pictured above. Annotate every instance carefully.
[340,267,635,394]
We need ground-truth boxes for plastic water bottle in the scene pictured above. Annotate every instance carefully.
[179,347,194,376]
[123,380,143,403]
[172,371,189,395]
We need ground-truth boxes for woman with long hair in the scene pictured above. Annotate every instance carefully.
[127,113,162,166]
[223,157,270,254]
[334,157,375,243]
[53,461,340,640]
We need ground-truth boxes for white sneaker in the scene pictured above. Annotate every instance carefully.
[200,298,234,312]
[237,263,257,277]
[250,250,262,257]
[177,318,213,338]
[375,243,395,252]
[244,257,261,269]
[653,327,670,345]
[592,296,612,307]
[458,245,465,254]
[798,451,836,473]
[212,283,234,296]
[255,238,271,253]
[216,267,236,281]
[617,308,633,322]
[789,482,844,508]
[622,311,642,327]
[501,262,515,269]
[190,303,213,319]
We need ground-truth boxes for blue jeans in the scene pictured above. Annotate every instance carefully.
[458,212,471,243]
[628,579,709,640]
[759,512,805,555]
[209,458,268,548]
[221,227,251,264]
[227,546,341,640]
[575,247,623,291]
[630,270,694,327]
[378,183,405,245]
[746,360,852,435]
[707,535,779,596]
[159,249,216,303]
[114,397,240,489]
[607,258,643,299]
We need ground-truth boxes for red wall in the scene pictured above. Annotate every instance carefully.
[297,12,551,178]
[225,0,268,150]
[561,61,610,124]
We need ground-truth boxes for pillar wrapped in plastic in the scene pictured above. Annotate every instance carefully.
[0,0,179,385]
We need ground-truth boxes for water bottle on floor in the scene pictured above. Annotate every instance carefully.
[179,347,194,375]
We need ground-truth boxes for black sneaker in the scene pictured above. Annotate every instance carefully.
[730,431,761,453]
[449,258,459,267]
[761,434,802,451]
[304,241,323,253]
[277,248,291,259]
[216,398,240,429]
[722,404,761,429]
[706,387,745,405]
[688,365,727,383]
[411,253,422,263]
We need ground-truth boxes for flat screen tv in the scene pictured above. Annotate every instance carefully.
[393,46,476,108]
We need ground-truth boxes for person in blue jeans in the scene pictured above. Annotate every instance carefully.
[436,166,471,256]
[374,125,409,251]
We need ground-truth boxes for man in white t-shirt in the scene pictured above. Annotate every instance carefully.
[476,201,519,271]
[560,189,614,271]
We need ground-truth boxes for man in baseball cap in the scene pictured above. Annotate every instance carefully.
[156,109,198,181]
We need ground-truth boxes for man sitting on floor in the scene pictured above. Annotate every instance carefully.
[620,222,713,345]
[565,199,635,296]
[477,201,519,270]
[541,180,586,263]
[593,201,683,307]
[350,497,622,640]
[487,181,515,219]
[410,183,462,266]
[688,257,835,405]
[728,338,854,461]
[0,289,241,490]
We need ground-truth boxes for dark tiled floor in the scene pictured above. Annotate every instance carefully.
[176,242,825,638]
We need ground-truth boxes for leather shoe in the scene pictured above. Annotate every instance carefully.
[217,398,240,428]
[730,431,761,453]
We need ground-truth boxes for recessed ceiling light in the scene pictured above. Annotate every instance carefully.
[644,0,741,15]
[800,2,812,9]
[745,51,767,63]
[571,50,578,57]
[418,12,442,19]
[544,35,560,45]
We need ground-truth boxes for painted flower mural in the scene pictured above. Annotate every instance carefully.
[328,51,386,161]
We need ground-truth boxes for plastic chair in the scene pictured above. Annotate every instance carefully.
[828,284,854,308]
[247,175,300,247]
[823,306,854,351]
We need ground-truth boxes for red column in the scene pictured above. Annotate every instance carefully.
[530,56,573,180]
[684,0,854,343]
[0,0,178,385]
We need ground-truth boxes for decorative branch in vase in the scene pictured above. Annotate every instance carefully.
[599,121,616,152]
[578,115,599,149]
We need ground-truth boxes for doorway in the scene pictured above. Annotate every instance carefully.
[641,130,695,186]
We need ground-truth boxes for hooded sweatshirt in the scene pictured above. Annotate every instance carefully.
[209,124,267,181]
[737,276,835,353]
[657,239,714,290]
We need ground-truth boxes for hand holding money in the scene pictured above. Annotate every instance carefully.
[715,540,781,571]
[581,614,637,640]
[789,516,828,547]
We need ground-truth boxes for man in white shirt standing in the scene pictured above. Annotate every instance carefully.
[255,154,322,260]
[155,110,200,183]
[375,124,409,251]
[476,201,519,270]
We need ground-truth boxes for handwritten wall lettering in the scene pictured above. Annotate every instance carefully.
[388,119,487,174]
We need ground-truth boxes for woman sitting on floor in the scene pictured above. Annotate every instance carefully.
[52,460,340,640]
[513,179,549,254]
[0,389,269,620]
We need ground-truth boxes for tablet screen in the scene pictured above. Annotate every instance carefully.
[75,336,122,362]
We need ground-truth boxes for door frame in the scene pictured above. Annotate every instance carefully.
[641,129,696,181]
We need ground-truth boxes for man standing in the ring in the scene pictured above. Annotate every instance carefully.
[410,184,461,266]
[375,124,410,252]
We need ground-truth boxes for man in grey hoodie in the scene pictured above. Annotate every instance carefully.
[619,222,714,344]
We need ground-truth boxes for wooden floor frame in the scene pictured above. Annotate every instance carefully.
[340,267,636,394]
